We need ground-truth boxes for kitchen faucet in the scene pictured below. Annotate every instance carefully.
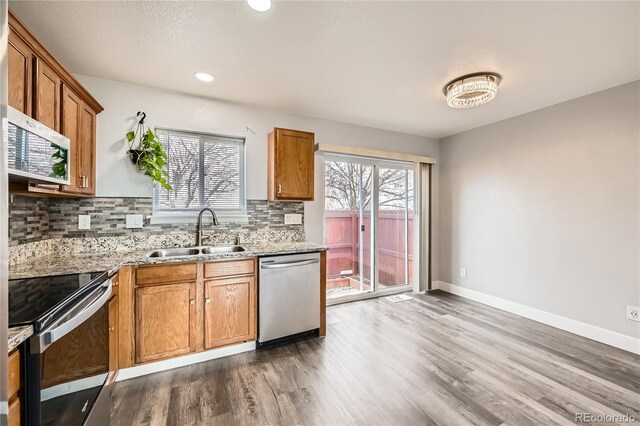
[196,208,218,246]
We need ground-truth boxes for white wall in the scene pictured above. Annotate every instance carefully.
[439,81,640,339]
[77,75,440,277]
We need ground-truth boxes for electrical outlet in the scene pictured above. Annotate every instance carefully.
[284,214,302,225]
[126,214,144,229]
[627,305,640,322]
[460,268,467,278]
[78,215,91,230]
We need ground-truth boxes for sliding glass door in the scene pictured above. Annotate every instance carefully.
[324,155,415,302]
[377,164,414,289]
[324,157,373,298]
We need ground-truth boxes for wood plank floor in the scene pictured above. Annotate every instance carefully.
[110,291,640,425]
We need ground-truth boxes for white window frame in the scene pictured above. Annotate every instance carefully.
[150,128,248,225]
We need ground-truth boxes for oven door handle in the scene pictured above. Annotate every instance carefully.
[31,280,112,353]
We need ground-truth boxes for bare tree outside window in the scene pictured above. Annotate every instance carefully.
[154,130,245,213]
[325,160,413,211]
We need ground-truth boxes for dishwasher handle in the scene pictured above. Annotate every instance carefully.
[260,258,319,269]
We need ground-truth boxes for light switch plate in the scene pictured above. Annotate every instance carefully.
[126,214,144,229]
[284,214,302,225]
[78,215,91,230]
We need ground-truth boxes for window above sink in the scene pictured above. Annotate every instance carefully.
[151,128,246,224]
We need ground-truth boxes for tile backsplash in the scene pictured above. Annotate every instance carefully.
[9,196,304,247]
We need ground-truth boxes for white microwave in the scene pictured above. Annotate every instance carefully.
[8,106,71,185]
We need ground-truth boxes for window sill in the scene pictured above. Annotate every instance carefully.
[149,213,249,225]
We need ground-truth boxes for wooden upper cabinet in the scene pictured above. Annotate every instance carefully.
[61,86,82,190]
[135,282,198,364]
[8,10,103,198]
[268,128,315,201]
[60,85,97,195]
[78,104,97,194]
[204,275,256,350]
[8,30,33,115]
[34,58,62,132]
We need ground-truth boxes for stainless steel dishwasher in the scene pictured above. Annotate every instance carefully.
[258,252,321,345]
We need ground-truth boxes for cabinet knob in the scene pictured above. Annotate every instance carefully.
[205,298,211,304]
[190,299,195,305]
[109,326,115,332]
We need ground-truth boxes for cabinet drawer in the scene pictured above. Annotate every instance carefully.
[137,263,197,285]
[8,397,20,426]
[204,258,255,279]
[8,349,20,400]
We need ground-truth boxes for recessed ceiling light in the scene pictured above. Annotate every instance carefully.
[195,72,215,82]
[247,0,271,12]
[443,72,502,108]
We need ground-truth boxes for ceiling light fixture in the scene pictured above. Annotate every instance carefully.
[247,0,271,12]
[195,72,215,82]
[443,72,502,108]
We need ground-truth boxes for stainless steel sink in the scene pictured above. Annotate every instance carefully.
[146,247,201,258]
[201,245,245,254]
[146,245,245,258]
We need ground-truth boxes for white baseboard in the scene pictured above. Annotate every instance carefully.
[116,341,256,382]
[432,281,640,355]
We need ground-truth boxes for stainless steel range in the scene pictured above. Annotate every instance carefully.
[9,272,113,426]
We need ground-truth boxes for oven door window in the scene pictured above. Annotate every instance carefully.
[40,304,109,426]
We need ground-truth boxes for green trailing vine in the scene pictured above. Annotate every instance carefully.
[49,145,67,179]
[125,112,172,190]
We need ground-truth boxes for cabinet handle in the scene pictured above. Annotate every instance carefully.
[277,184,282,194]
[189,299,195,305]
[109,327,115,332]
[78,175,86,188]
[205,298,211,304]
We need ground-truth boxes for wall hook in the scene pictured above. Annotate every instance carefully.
[137,111,146,125]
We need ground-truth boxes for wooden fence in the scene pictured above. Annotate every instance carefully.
[325,211,413,286]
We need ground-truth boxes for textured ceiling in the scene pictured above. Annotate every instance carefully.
[9,1,640,138]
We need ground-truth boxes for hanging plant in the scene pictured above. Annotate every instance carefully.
[125,111,172,190]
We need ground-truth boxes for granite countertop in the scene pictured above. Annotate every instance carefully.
[9,242,328,279]
[9,325,33,352]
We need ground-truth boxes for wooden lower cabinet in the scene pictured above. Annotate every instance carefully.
[135,281,198,363]
[108,294,119,379]
[204,276,256,349]
[8,348,21,426]
[8,397,20,426]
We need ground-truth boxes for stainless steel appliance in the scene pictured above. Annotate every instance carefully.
[7,106,70,185]
[9,272,112,426]
[258,253,321,345]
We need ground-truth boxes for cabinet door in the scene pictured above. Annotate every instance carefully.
[204,276,256,349]
[108,295,119,374]
[60,85,82,191]
[136,282,197,363]
[271,128,314,200]
[8,397,20,426]
[77,103,97,194]
[34,58,61,131]
[8,30,33,115]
